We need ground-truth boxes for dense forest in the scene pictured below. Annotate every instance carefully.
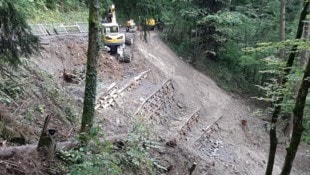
[0,0,310,174]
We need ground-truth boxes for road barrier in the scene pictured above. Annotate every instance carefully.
[29,22,88,36]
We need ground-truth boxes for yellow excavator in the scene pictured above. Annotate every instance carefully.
[145,18,156,30]
[125,19,137,32]
[102,5,132,63]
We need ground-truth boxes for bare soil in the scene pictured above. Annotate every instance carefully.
[0,32,309,175]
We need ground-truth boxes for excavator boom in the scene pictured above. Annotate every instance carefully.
[102,4,132,63]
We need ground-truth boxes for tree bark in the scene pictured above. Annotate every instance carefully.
[300,23,310,66]
[37,115,56,160]
[280,55,310,175]
[279,0,286,60]
[81,0,100,133]
[265,2,309,175]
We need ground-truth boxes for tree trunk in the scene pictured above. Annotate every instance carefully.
[280,55,310,175]
[81,0,100,133]
[279,0,286,60]
[283,22,310,139]
[37,115,56,160]
[300,23,310,66]
[266,105,280,175]
[265,2,309,175]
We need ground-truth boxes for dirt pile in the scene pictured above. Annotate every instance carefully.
[36,34,123,81]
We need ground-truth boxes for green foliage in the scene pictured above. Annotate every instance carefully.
[62,127,121,175]
[244,39,310,53]
[198,11,245,32]
[193,0,229,13]
[62,121,155,175]
[6,0,89,23]
[30,10,88,23]
[116,120,155,174]
[162,0,305,96]
[245,35,310,144]
[114,0,169,25]
[45,0,56,10]
[0,1,40,67]
[303,108,310,143]
[0,79,22,100]
[24,110,34,122]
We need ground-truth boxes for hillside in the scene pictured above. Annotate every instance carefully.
[0,32,309,175]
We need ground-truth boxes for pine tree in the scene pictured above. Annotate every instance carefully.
[0,0,39,67]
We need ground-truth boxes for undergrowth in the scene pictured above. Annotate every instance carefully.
[28,10,88,24]
[60,120,156,175]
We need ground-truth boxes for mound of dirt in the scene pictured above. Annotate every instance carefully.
[35,34,123,81]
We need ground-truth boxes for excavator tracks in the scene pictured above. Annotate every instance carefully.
[117,33,134,63]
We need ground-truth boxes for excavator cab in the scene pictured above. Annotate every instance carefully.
[102,23,124,52]
[126,19,137,32]
[101,4,132,63]
[103,25,119,33]
[102,4,125,53]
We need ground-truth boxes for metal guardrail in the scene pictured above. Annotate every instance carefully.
[29,22,88,36]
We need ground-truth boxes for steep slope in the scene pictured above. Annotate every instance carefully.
[1,32,308,175]
[131,32,310,175]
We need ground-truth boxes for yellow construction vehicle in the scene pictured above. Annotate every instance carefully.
[102,5,132,63]
[125,19,137,32]
[145,18,156,30]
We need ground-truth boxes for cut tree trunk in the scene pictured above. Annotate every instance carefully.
[265,2,309,175]
[37,115,56,160]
